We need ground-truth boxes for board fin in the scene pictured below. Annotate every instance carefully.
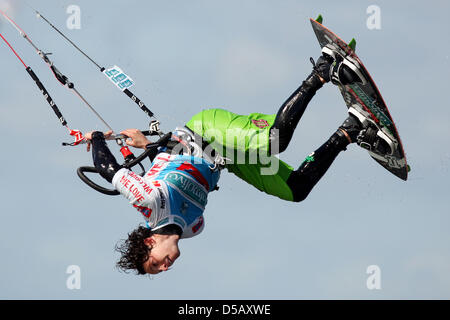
[315,14,323,24]
[348,38,356,51]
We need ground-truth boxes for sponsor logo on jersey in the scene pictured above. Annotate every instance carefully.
[133,204,152,218]
[165,172,208,208]
[146,162,167,179]
[192,216,204,233]
[158,188,166,209]
[176,161,210,190]
[251,119,270,129]
[152,181,161,187]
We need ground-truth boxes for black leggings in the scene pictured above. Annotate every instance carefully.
[269,72,349,202]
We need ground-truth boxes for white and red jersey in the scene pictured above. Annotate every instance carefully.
[112,152,220,239]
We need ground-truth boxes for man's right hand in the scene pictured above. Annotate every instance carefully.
[121,129,151,149]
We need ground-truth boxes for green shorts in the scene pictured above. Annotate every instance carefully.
[186,108,295,201]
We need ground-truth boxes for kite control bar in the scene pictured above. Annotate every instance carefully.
[77,131,172,196]
[1,9,171,196]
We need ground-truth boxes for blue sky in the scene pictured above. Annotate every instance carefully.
[0,0,449,299]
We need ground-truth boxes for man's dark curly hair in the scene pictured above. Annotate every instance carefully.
[115,224,182,275]
[115,225,153,275]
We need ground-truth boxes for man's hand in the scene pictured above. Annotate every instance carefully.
[121,129,151,149]
[84,130,113,152]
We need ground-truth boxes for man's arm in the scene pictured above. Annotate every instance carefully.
[90,131,121,183]
[88,129,154,182]
[112,168,160,223]
[87,130,159,218]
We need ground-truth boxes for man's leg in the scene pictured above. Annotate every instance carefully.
[226,111,363,203]
[185,54,365,202]
[286,114,363,202]
[278,52,370,202]
[270,55,334,154]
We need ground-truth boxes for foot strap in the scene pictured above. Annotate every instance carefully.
[338,128,353,144]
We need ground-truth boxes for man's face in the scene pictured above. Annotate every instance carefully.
[142,234,181,274]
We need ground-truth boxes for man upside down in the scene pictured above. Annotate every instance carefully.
[84,52,366,275]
